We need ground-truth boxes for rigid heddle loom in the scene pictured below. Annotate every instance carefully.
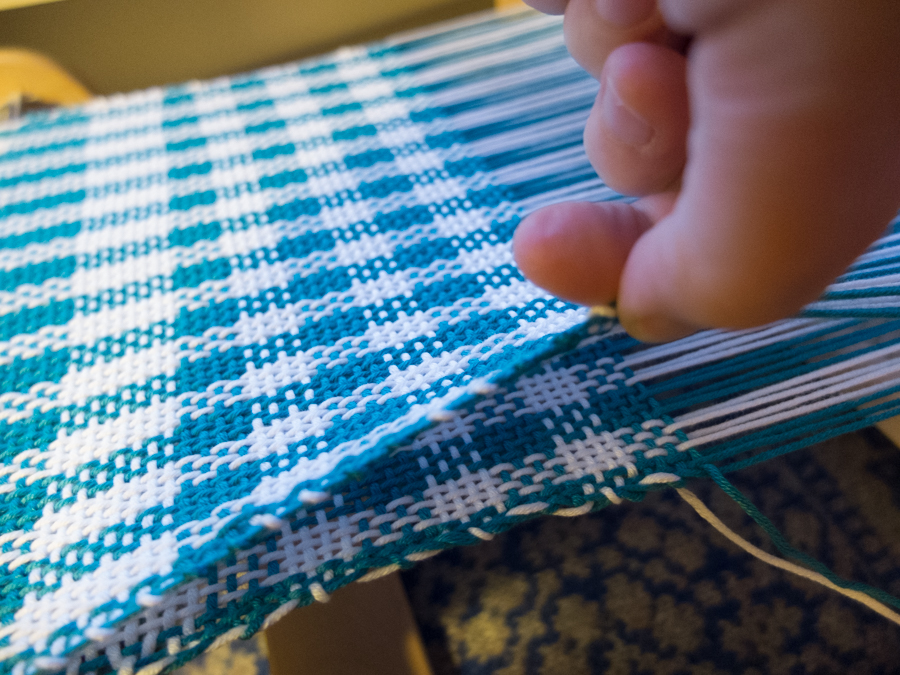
[2,9,900,675]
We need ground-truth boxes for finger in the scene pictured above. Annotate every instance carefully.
[562,0,669,79]
[617,1,900,341]
[584,41,689,196]
[522,0,569,15]
[512,196,674,306]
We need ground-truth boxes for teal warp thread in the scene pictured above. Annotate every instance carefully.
[714,401,900,475]
[693,394,900,476]
[702,463,900,612]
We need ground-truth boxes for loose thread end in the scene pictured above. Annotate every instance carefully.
[675,486,900,627]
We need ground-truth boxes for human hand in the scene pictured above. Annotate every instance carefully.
[513,0,900,341]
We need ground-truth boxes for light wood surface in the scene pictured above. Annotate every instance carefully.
[0,0,64,11]
[0,0,490,95]
[876,418,900,448]
[0,48,91,108]
[265,573,433,675]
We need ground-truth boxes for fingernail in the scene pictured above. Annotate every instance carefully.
[595,0,655,27]
[620,313,699,343]
[600,78,654,148]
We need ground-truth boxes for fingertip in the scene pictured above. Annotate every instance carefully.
[614,195,859,342]
[515,199,704,343]
[585,42,689,196]
[514,201,651,306]
[608,192,704,342]
[562,0,670,79]
[615,210,790,342]
[619,312,699,343]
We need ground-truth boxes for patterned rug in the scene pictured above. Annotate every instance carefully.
[171,636,268,675]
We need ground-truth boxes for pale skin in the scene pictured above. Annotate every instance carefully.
[512,0,900,341]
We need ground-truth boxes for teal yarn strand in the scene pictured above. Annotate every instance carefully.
[703,463,900,612]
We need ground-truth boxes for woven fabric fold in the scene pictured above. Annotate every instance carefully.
[2,10,900,675]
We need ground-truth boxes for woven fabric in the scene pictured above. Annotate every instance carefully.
[2,10,900,675]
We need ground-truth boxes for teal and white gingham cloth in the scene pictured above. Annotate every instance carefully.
[2,10,900,675]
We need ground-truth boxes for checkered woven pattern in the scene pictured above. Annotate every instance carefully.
[2,10,900,675]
